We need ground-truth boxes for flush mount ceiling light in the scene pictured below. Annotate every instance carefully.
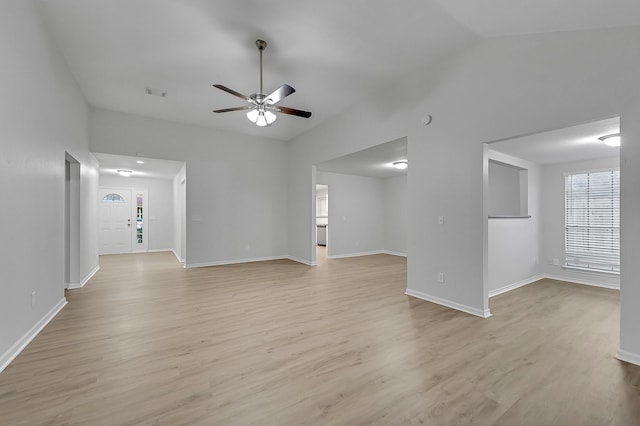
[599,133,621,147]
[136,160,145,164]
[117,169,133,177]
[213,39,312,127]
[393,161,408,170]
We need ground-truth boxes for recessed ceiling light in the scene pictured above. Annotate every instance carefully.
[393,161,408,170]
[117,169,133,177]
[598,133,621,147]
[136,160,144,164]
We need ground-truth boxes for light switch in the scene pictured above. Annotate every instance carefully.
[438,215,444,225]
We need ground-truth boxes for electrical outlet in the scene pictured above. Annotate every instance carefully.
[553,258,560,266]
[31,291,36,308]
[438,272,445,283]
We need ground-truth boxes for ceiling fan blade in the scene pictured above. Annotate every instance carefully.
[213,84,251,102]
[213,106,252,113]
[274,105,312,118]
[266,84,295,105]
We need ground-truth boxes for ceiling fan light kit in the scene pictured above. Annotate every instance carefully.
[213,40,312,127]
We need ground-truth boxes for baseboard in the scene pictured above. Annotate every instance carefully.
[147,249,173,253]
[170,249,185,264]
[543,273,619,290]
[67,264,100,290]
[382,250,407,257]
[488,274,544,298]
[287,256,316,266]
[0,297,67,374]
[185,255,289,268]
[616,349,640,366]
[405,288,492,318]
[328,250,385,259]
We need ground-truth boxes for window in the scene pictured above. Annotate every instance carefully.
[102,193,124,203]
[565,170,620,273]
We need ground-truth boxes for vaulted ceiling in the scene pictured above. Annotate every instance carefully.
[36,0,640,142]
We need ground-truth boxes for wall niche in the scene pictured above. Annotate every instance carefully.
[488,159,530,218]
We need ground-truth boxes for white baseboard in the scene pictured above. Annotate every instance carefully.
[328,250,385,259]
[67,264,100,290]
[544,273,619,290]
[405,288,492,318]
[171,249,185,264]
[488,274,544,298]
[185,255,289,268]
[287,256,315,266]
[382,250,407,257]
[616,349,640,366]
[147,249,173,253]
[487,272,619,299]
[0,297,67,374]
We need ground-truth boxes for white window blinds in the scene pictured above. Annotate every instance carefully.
[565,170,620,273]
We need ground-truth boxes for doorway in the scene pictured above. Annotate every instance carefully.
[311,137,408,263]
[483,116,621,311]
[64,153,80,288]
[316,184,329,261]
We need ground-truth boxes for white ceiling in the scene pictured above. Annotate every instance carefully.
[433,0,640,37]
[93,152,184,180]
[35,1,640,142]
[317,138,407,179]
[489,117,620,165]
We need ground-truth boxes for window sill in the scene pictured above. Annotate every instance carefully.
[562,265,620,277]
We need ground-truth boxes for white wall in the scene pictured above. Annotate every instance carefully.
[99,174,176,252]
[488,160,522,217]
[288,27,640,324]
[620,102,640,364]
[316,172,385,257]
[0,0,98,369]
[487,150,541,295]
[540,156,620,288]
[89,107,289,267]
[383,175,407,256]
[173,164,187,262]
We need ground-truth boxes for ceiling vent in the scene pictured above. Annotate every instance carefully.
[146,88,167,98]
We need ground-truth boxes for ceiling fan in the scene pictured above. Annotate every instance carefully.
[213,39,312,127]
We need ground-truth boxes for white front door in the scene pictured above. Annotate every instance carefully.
[98,188,132,254]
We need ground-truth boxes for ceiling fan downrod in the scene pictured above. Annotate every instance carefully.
[256,39,267,95]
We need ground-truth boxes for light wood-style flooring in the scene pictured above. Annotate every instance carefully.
[1,249,639,425]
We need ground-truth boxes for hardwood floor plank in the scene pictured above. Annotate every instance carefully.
[0,250,639,425]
